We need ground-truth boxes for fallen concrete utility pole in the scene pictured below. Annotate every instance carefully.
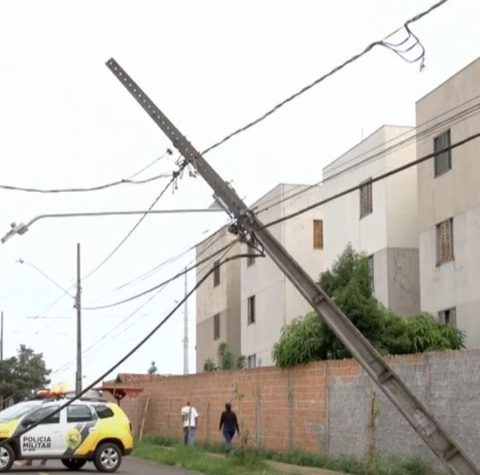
[106,57,479,475]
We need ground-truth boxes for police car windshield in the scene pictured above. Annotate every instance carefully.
[0,401,42,421]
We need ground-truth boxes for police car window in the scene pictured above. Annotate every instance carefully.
[27,406,60,424]
[67,405,93,422]
[94,404,114,419]
[0,401,41,422]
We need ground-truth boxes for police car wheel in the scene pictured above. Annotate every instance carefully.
[93,443,122,472]
[0,444,14,472]
[61,458,87,470]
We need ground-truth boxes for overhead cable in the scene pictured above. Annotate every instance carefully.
[1,252,248,445]
[254,97,480,215]
[201,0,448,155]
[260,131,480,230]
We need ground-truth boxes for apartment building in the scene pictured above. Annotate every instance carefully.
[322,125,420,317]
[195,225,242,371]
[416,57,480,347]
[241,183,324,368]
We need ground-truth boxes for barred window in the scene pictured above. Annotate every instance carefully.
[246,244,256,267]
[359,179,373,218]
[436,218,454,265]
[213,313,220,340]
[213,260,220,287]
[438,307,456,327]
[313,220,323,249]
[247,295,256,325]
[247,354,256,369]
[434,130,451,177]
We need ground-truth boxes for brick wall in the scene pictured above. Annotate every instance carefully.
[106,349,480,467]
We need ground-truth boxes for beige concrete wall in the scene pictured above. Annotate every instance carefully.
[322,125,419,315]
[416,57,480,346]
[195,226,241,371]
[241,184,323,367]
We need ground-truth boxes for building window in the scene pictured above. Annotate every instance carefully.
[438,307,456,327]
[436,218,454,265]
[213,260,220,287]
[247,295,256,325]
[247,244,256,267]
[367,255,374,291]
[359,179,373,218]
[434,130,451,177]
[213,313,220,340]
[247,354,256,368]
[313,219,323,249]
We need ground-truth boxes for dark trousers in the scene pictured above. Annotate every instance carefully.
[222,429,235,452]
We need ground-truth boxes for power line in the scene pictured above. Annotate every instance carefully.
[100,219,231,296]
[0,172,170,194]
[125,149,173,179]
[201,0,448,156]
[81,174,178,281]
[253,97,480,216]
[50,233,241,376]
[259,131,480,230]
[82,131,479,313]
[2,252,247,444]
[82,240,240,310]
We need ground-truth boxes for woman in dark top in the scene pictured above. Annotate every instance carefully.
[219,403,240,453]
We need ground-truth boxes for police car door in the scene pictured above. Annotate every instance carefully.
[61,404,97,457]
[20,405,65,457]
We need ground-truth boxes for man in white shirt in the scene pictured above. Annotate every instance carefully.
[180,401,198,445]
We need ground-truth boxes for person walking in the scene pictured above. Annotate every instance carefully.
[219,403,239,454]
[180,401,198,446]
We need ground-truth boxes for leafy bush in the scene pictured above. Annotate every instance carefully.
[273,244,464,367]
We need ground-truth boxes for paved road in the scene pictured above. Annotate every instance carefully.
[10,457,201,475]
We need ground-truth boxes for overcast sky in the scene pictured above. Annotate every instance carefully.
[0,0,478,389]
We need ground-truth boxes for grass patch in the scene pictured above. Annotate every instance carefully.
[134,439,288,475]
[135,434,446,475]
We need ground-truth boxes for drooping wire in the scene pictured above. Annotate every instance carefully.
[0,252,252,445]
[81,239,240,310]
[201,0,448,156]
[51,234,242,376]
[253,98,480,216]
[81,173,178,281]
[0,172,170,194]
[259,131,480,231]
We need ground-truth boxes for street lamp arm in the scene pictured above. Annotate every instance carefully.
[1,208,224,244]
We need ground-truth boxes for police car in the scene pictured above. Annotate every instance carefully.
[0,394,133,472]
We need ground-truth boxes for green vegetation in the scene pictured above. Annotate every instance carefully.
[0,344,51,402]
[134,435,445,475]
[203,342,246,372]
[273,245,464,366]
[134,439,285,475]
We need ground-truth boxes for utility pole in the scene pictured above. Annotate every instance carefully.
[106,58,480,475]
[1,311,3,360]
[183,268,189,375]
[75,243,82,395]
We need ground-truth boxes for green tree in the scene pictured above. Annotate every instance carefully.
[203,358,215,372]
[217,342,234,370]
[147,361,158,374]
[203,343,246,371]
[0,345,51,402]
[273,244,465,367]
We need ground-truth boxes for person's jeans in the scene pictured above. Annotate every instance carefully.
[222,429,235,453]
[183,426,196,446]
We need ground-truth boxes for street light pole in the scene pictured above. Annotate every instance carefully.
[183,268,188,375]
[1,311,3,360]
[75,243,82,395]
[1,208,224,244]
